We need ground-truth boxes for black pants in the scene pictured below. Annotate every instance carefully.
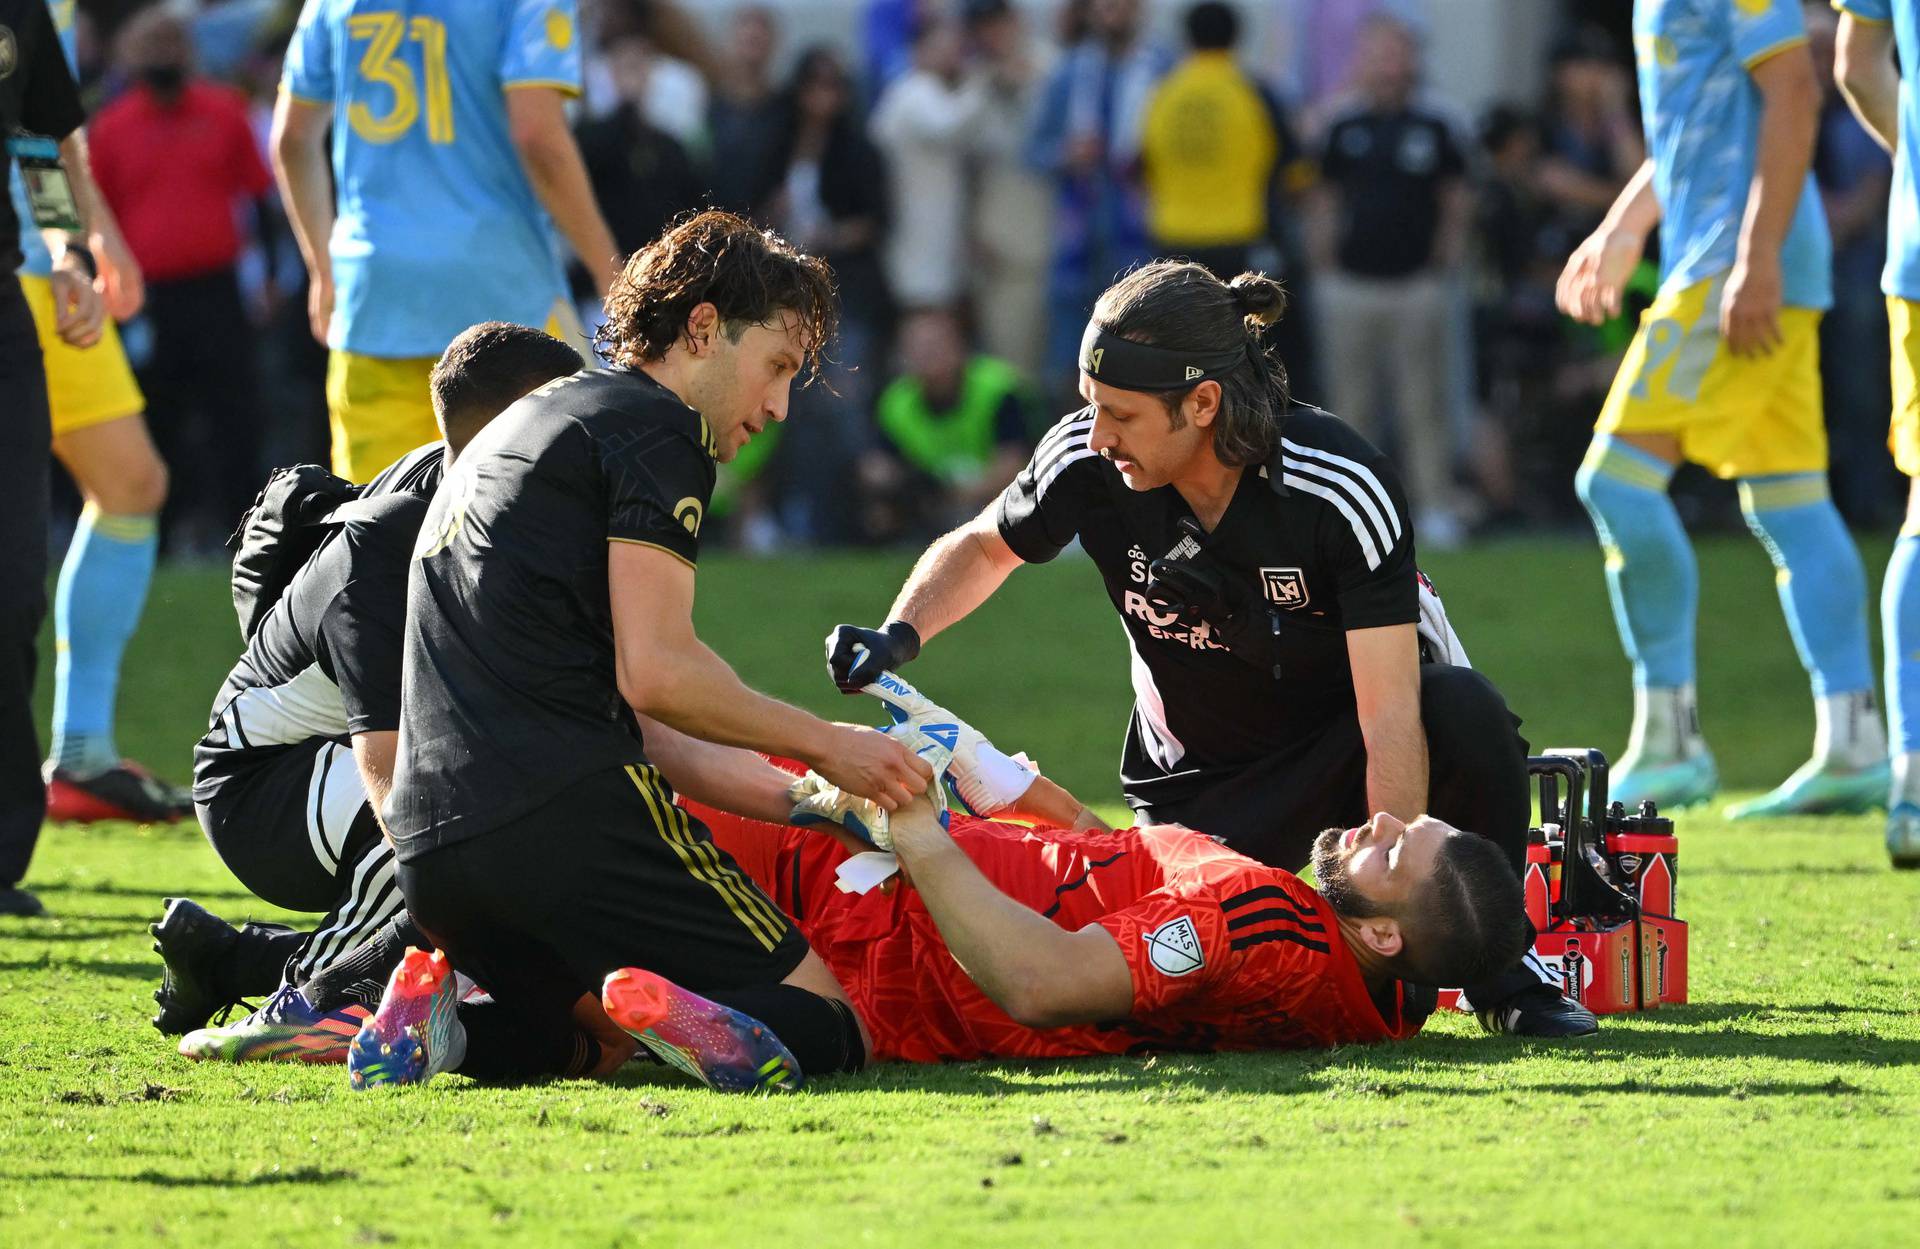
[398,765,809,1081]
[0,279,50,887]
[137,268,263,548]
[1134,665,1545,1005]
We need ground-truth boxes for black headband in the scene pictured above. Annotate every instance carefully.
[1078,322,1249,392]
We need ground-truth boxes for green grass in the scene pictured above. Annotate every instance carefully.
[4,537,1918,1247]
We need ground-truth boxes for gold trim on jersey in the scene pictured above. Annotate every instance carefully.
[606,537,696,571]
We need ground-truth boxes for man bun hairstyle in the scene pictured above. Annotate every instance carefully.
[430,321,585,454]
[1395,835,1529,988]
[598,209,839,381]
[1088,260,1292,467]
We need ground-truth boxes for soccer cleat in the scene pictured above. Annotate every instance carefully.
[1723,758,1890,821]
[862,670,1034,816]
[1477,986,1600,1038]
[1888,803,1920,871]
[45,760,193,824]
[178,983,368,1064]
[602,968,803,1093]
[349,947,461,1090]
[151,897,240,1035]
[1609,751,1718,812]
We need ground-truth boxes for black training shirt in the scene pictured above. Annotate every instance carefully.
[1,0,87,273]
[386,367,716,859]
[1317,105,1467,279]
[995,405,1417,812]
[194,444,445,804]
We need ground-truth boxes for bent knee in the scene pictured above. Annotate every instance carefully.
[1420,665,1520,744]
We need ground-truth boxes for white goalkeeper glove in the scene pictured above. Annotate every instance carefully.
[787,771,892,850]
[862,670,1037,817]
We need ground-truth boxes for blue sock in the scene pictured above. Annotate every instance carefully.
[50,505,158,775]
[1574,437,1696,688]
[1883,532,1920,756]
[1738,474,1874,697]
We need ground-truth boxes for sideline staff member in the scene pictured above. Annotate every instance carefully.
[1,0,101,916]
[828,260,1590,1037]
[383,212,930,1086]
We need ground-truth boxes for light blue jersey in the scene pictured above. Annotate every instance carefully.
[282,0,580,357]
[1836,0,1920,299]
[10,0,80,279]
[1634,0,1832,309]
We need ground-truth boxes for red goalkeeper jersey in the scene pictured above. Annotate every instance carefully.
[690,803,1422,1063]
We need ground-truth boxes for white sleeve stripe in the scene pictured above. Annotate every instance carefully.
[1036,447,1099,497]
[1281,438,1403,541]
[1033,423,1095,482]
[1283,456,1393,558]
[1282,472,1383,570]
[1034,416,1094,466]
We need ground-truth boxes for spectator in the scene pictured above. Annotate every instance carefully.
[707,4,786,214]
[1536,26,1644,247]
[1029,0,1169,401]
[576,32,707,260]
[860,308,1036,540]
[89,7,270,551]
[863,0,932,99]
[871,17,988,310]
[967,0,1056,382]
[1806,0,1898,524]
[583,0,713,150]
[1307,14,1473,547]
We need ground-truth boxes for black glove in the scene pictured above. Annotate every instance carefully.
[826,620,922,692]
[1145,521,1283,677]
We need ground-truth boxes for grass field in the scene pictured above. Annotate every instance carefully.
[3,536,1917,1247]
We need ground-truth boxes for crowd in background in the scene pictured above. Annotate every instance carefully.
[49,0,1907,555]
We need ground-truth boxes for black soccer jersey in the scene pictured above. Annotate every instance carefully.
[386,367,718,859]
[193,444,445,804]
[994,406,1418,810]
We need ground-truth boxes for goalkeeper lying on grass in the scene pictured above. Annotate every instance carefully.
[330,674,1531,1088]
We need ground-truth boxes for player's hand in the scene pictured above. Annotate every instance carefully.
[788,769,892,851]
[813,724,933,812]
[862,669,1038,816]
[1556,226,1645,325]
[48,265,103,349]
[1721,254,1784,358]
[825,621,920,693]
[306,269,334,346]
[90,227,144,320]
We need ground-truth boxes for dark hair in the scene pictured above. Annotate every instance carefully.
[597,210,839,381]
[1391,835,1529,988]
[430,322,584,454]
[1185,1,1238,51]
[1089,260,1290,466]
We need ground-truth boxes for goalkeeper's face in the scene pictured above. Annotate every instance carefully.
[690,310,811,463]
[1311,812,1452,923]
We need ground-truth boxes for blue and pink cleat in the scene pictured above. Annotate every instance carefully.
[348,947,461,1090]
[601,967,803,1093]
[177,984,368,1064]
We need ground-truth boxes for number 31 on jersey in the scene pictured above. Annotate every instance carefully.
[348,11,453,145]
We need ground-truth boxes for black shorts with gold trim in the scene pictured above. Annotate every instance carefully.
[396,763,808,1019]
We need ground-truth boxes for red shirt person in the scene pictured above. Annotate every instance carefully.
[697,797,1527,1063]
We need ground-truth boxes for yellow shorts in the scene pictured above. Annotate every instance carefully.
[1596,274,1826,479]
[325,299,592,483]
[18,274,145,436]
[1888,296,1920,477]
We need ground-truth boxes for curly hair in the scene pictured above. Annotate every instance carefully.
[597,210,839,381]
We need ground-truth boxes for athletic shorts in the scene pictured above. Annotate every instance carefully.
[396,764,808,1027]
[1888,296,1920,478]
[195,738,380,913]
[326,299,590,483]
[1596,273,1826,480]
[18,274,145,435]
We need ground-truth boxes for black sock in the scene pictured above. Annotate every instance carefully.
[454,1001,601,1083]
[300,914,426,1012]
[705,985,867,1076]
[219,925,306,999]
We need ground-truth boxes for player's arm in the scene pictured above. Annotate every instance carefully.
[38,131,104,348]
[1835,13,1900,155]
[1348,623,1426,824]
[633,712,806,826]
[351,731,398,839]
[1724,41,1821,356]
[610,543,930,810]
[60,128,142,320]
[1004,774,1112,833]
[269,92,336,346]
[505,87,621,295]
[1556,158,1660,325]
[888,795,1133,1027]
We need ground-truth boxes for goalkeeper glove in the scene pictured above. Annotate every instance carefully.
[787,771,892,850]
[826,621,921,693]
[861,669,1036,817]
